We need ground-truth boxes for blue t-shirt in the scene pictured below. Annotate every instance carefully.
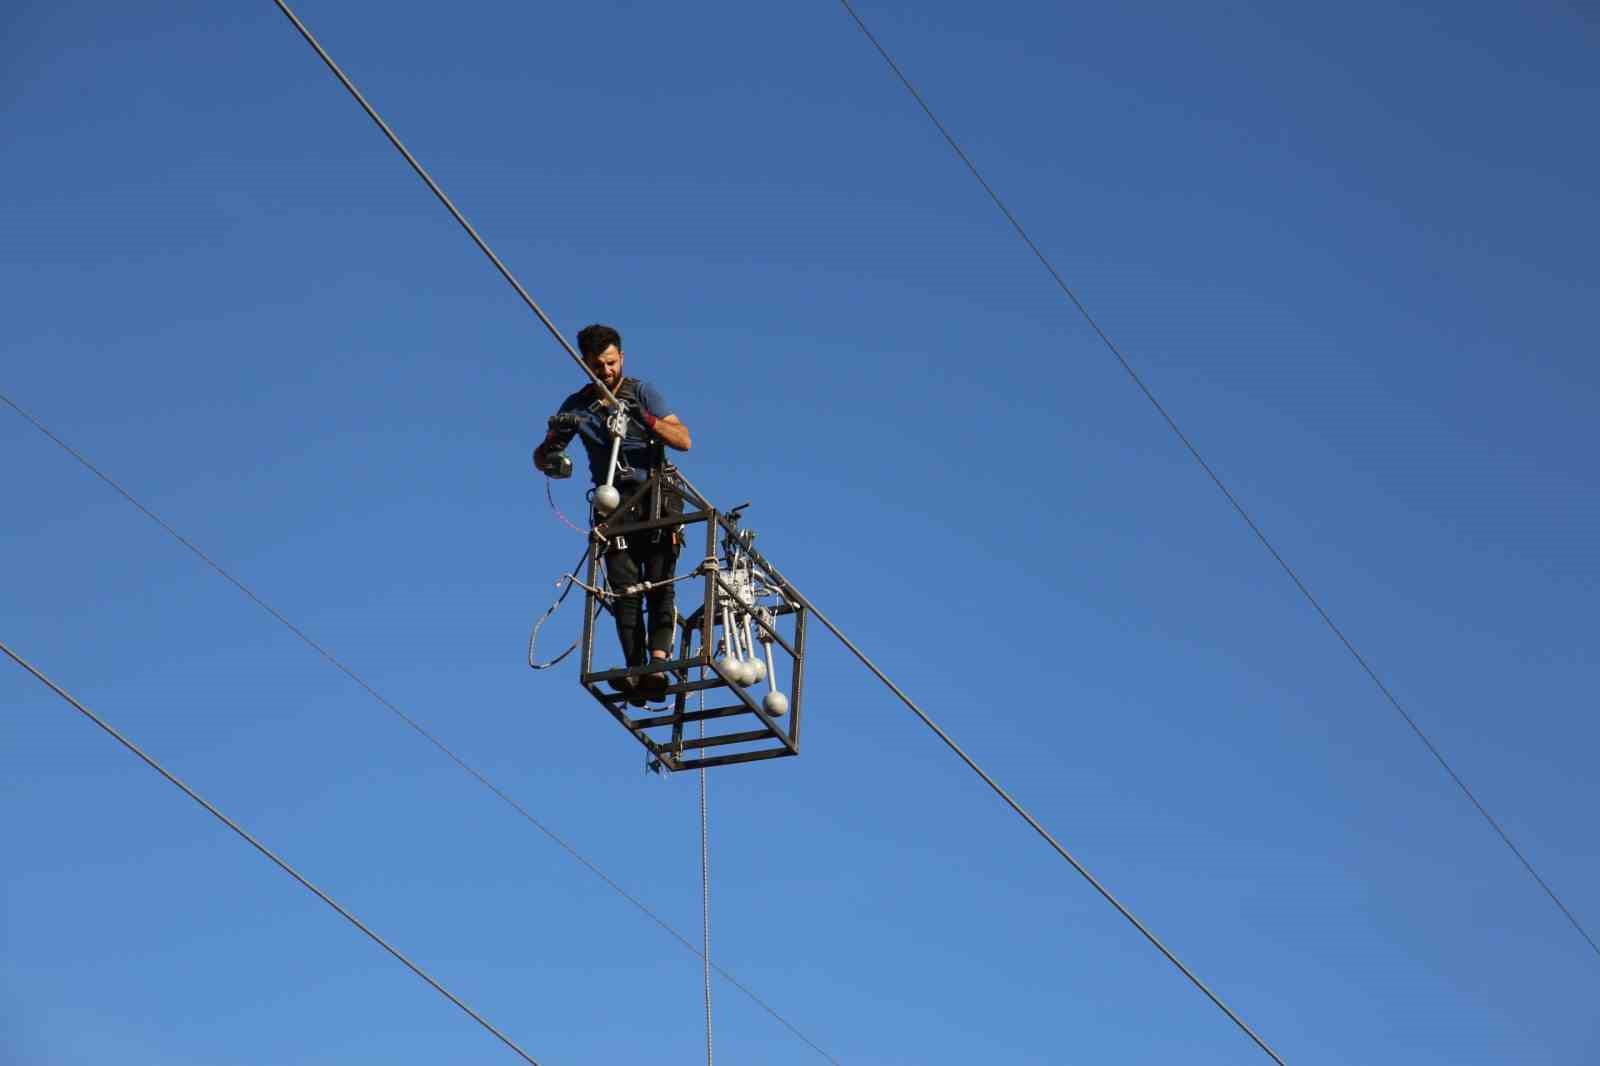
[550,378,672,486]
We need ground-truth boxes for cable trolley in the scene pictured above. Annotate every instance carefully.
[533,427,807,770]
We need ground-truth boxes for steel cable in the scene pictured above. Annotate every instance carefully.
[268,0,616,408]
[1,639,544,1066]
[699,695,714,1066]
[832,0,1598,966]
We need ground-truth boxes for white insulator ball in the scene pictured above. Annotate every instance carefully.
[715,656,741,681]
[594,484,621,512]
[747,659,768,684]
[763,691,789,717]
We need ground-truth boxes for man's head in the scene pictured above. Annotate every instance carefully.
[576,323,624,391]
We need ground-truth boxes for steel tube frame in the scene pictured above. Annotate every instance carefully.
[576,467,806,772]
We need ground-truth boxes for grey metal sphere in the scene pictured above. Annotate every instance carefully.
[763,691,789,717]
[594,484,621,512]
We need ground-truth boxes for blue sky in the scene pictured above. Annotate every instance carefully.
[4,0,1597,1062]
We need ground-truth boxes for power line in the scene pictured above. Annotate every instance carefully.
[0,389,840,1065]
[832,0,1600,965]
[1,638,544,1066]
[267,0,617,409]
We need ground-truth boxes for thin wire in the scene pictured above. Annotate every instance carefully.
[833,0,1599,965]
[1,639,543,1066]
[0,390,840,1065]
[546,480,588,536]
[267,0,616,409]
[526,546,589,671]
[699,693,714,1066]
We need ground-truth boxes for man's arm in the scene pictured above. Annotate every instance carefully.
[634,380,690,452]
[534,412,582,474]
[647,413,691,452]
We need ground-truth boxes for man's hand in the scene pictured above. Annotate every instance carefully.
[536,411,581,479]
[548,412,583,434]
[533,446,573,479]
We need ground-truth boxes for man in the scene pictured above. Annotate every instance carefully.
[534,323,692,704]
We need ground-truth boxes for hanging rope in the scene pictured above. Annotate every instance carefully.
[699,687,714,1066]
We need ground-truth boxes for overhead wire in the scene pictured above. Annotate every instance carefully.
[0,389,840,1066]
[268,0,618,409]
[0,638,544,1066]
[831,0,1600,964]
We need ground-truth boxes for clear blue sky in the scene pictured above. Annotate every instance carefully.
[5,1,1597,1062]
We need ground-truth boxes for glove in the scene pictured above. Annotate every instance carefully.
[547,411,583,434]
[618,400,656,432]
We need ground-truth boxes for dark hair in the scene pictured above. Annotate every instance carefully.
[576,323,622,359]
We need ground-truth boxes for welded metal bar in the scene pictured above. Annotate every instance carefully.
[598,509,711,540]
[594,474,653,537]
[676,748,793,771]
[632,704,761,730]
[790,607,807,749]
[701,512,717,676]
[580,539,599,677]
[582,655,705,686]
[673,729,774,752]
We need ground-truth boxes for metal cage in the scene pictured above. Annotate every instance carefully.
[577,468,806,771]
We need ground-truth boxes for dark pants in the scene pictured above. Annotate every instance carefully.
[600,485,684,667]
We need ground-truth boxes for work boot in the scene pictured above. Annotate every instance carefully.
[636,669,670,703]
[608,675,647,709]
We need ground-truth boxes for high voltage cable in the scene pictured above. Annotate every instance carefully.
[268,0,617,409]
[0,390,840,1065]
[0,639,544,1066]
[832,0,1600,965]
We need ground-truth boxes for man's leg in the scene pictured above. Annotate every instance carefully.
[603,547,647,669]
[633,525,682,702]
[643,538,681,663]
